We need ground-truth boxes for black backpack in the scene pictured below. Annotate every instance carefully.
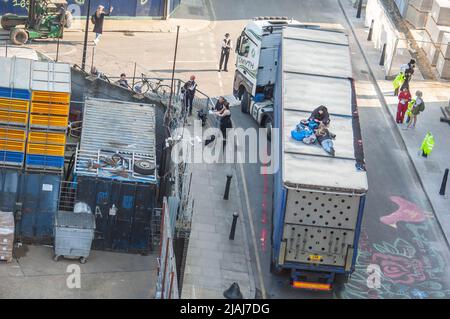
[91,14,96,24]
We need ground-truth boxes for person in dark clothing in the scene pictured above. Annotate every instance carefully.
[219,33,233,72]
[215,96,226,111]
[315,123,335,156]
[205,101,232,146]
[182,75,197,116]
[218,101,232,146]
[92,5,113,46]
[116,73,129,89]
[401,59,415,90]
[309,105,330,126]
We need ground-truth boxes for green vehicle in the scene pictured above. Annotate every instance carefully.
[1,0,72,45]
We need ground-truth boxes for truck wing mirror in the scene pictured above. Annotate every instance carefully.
[235,36,241,53]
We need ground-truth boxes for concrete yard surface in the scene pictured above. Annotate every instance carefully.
[0,245,158,299]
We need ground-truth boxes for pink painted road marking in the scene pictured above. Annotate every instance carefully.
[380,196,426,229]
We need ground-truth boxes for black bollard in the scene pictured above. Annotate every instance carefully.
[229,212,239,240]
[223,174,232,200]
[224,282,243,299]
[367,19,374,41]
[379,43,387,66]
[439,169,449,196]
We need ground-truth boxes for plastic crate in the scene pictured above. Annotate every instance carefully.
[27,143,65,156]
[0,98,30,113]
[0,110,28,126]
[25,154,64,168]
[28,131,66,145]
[0,139,25,152]
[0,87,31,100]
[0,151,24,164]
[0,127,26,141]
[29,114,67,130]
[31,102,69,116]
[32,91,70,105]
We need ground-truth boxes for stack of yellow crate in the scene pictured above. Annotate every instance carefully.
[0,57,32,166]
[27,61,71,170]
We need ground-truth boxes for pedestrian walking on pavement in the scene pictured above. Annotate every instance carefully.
[219,33,233,72]
[182,75,197,116]
[396,86,411,123]
[92,5,113,46]
[406,90,425,129]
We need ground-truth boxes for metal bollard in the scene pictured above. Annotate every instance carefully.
[367,19,374,41]
[223,174,232,200]
[379,43,386,66]
[439,169,449,196]
[229,212,239,240]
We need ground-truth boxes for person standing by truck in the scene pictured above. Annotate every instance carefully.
[182,75,197,116]
[218,101,232,145]
[92,5,113,46]
[219,33,233,72]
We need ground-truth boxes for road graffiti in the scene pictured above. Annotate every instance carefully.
[341,196,450,299]
[379,196,426,228]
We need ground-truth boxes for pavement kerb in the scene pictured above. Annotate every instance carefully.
[231,161,257,299]
[338,0,450,249]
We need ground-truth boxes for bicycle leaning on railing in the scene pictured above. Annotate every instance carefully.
[132,73,172,98]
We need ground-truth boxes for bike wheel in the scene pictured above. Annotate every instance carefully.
[133,81,150,95]
[156,85,172,99]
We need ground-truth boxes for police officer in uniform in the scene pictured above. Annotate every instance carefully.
[219,33,233,72]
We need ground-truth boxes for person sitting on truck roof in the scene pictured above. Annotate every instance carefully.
[315,123,336,157]
[309,105,330,126]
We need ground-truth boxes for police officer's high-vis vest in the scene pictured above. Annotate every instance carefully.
[421,132,435,156]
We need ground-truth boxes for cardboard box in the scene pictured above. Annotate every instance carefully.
[0,211,14,263]
[440,32,450,58]
[410,0,434,11]
[431,0,450,26]
[426,15,450,44]
[406,4,429,29]
[436,51,450,79]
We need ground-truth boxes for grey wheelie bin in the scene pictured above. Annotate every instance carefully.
[54,211,95,264]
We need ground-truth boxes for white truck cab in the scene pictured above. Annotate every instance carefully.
[233,17,317,137]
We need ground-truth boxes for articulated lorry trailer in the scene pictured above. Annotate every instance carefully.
[271,26,368,291]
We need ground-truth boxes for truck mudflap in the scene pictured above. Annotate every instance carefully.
[290,269,348,291]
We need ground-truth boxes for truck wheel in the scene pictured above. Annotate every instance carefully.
[10,28,28,45]
[241,90,250,113]
[64,11,73,28]
[1,14,16,30]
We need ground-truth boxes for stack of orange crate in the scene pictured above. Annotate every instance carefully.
[0,57,32,167]
[27,61,71,170]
